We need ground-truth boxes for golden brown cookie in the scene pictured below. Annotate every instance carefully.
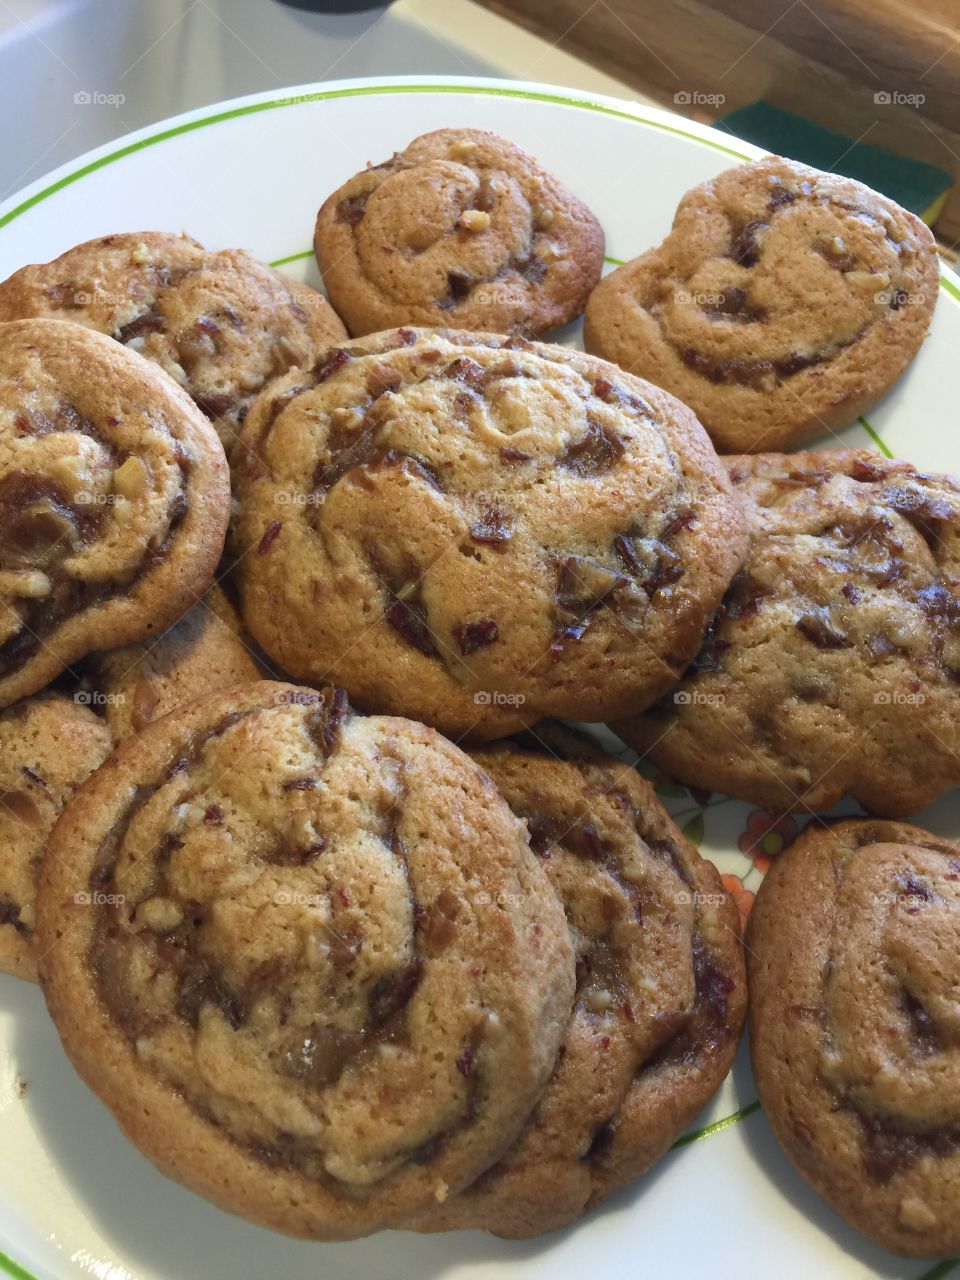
[0,319,230,709]
[230,329,747,741]
[749,818,960,1257]
[616,449,960,816]
[584,156,939,453]
[36,683,575,1240]
[410,724,746,1237]
[0,232,347,450]
[314,129,603,337]
[0,691,112,982]
[94,585,263,740]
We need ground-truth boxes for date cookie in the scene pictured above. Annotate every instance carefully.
[94,585,263,741]
[411,724,746,1237]
[0,319,230,709]
[0,691,112,982]
[0,232,347,450]
[36,683,575,1239]
[584,157,939,453]
[230,329,747,741]
[616,449,960,816]
[314,129,603,337]
[749,818,960,1256]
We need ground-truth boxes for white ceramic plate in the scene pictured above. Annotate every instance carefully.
[0,74,958,1280]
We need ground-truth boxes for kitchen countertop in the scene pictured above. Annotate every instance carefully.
[1,0,647,197]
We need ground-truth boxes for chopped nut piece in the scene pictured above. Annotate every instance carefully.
[448,138,476,158]
[0,570,52,599]
[898,1196,938,1230]
[536,206,555,229]
[113,455,150,499]
[584,988,615,1013]
[460,209,491,233]
[136,896,184,933]
[130,242,152,265]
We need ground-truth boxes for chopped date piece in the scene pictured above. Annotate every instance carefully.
[730,219,768,267]
[499,445,531,464]
[515,252,547,284]
[117,310,166,342]
[849,458,887,483]
[444,356,489,393]
[470,508,511,547]
[337,194,369,226]
[368,957,422,1021]
[281,1026,366,1086]
[257,521,282,554]
[560,418,625,477]
[314,347,351,382]
[795,611,851,650]
[193,391,238,420]
[453,618,499,655]
[386,597,436,656]
[306,687,349,757]
[420,890,461,955]
[557,556,627,611]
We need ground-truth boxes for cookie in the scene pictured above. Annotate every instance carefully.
[0,692,112,982]
[36,683,575,1240]
[0,319,230,709]
[94,585,263,740]
[410,724,746,1237]
[0,232,347,450]
[584,156,939,453]
[314,129,603,337]
[616,449,960,816]
[749,818,960,1256]
[230,329,747,741]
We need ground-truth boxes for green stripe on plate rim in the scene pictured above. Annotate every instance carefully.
[917,1262,958,1280]
[0,82,751,233]
[0,77,956,307]
[671,1098,761,1149]
[0,1248,38,1280]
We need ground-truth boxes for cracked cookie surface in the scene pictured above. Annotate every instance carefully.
[36,682,575,1239]
[230,328,746,740]
[410,724,746,1237]
[0,319,230,708]
[749,818,960,1256]
[616,449,960,816]
[584,156,939,452]
[0,232,347,450]
[314,129,603,337]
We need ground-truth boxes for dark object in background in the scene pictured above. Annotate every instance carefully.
[273,0,385,12]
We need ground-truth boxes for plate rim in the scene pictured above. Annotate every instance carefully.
[0,72,958,312]
[0,72,956,1280]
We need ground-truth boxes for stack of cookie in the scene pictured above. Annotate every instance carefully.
[0,126,955,1257]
